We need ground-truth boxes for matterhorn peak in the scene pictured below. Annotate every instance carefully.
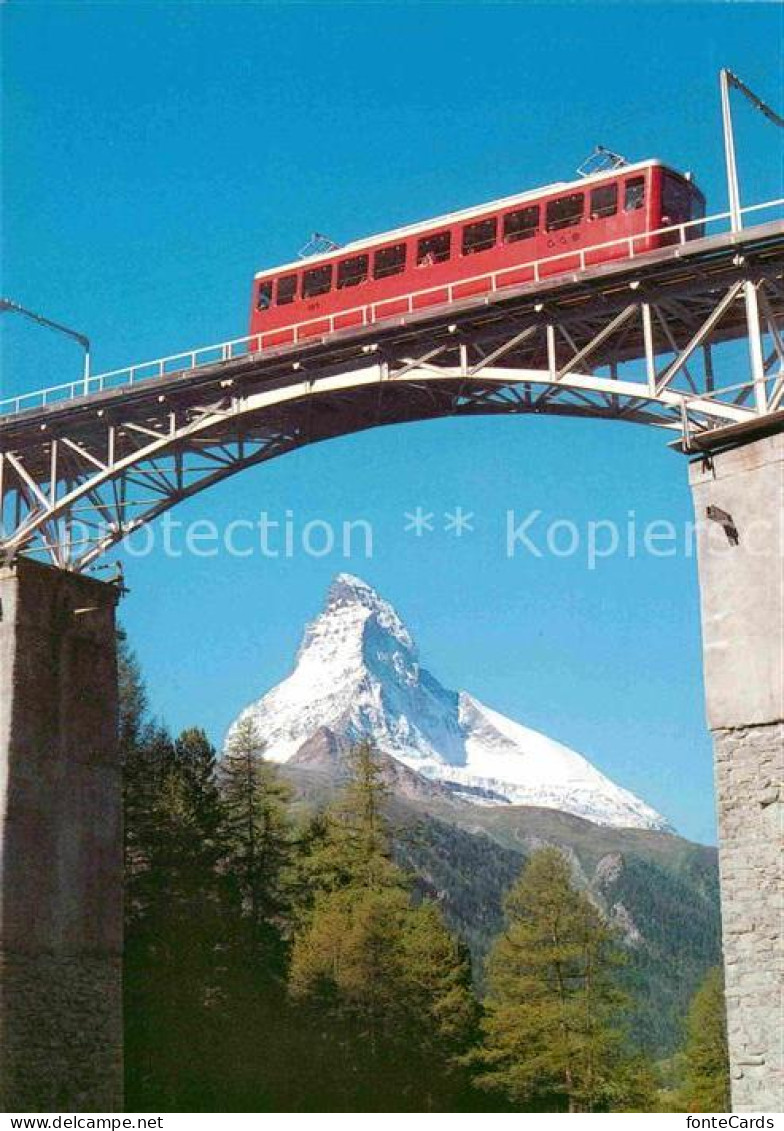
[325,572,378,608]
[322,572,414,651]
[228,574,670,831]
[327,571,379,603]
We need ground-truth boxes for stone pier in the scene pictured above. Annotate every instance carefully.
[690,431,784,1113]
[0,557,123,1111]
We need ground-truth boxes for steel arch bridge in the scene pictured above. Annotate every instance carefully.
[1,211,783,572]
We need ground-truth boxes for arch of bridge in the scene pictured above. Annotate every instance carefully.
[0,359,763,572]
[1,216,782,570]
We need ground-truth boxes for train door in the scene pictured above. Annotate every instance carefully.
[621,171,650,252]
[584,179,624,265]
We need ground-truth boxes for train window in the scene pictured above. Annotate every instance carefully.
[417,231,451,266]
[662,174,691,220]
[373,243,407,279]
[545,193,584,231]
[302,264,333,298]
[337,254,369,289]
[256,281,273,311]
[590,184,618,219]
[276,275,297,305]
[503,206,539,242]
[624,177,645,212]
[462,218,497,255]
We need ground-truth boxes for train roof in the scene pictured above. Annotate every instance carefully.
[254,158,668,280]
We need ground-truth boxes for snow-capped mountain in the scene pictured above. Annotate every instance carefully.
[228,573,670,831]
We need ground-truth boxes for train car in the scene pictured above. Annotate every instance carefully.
[248,159,705,349]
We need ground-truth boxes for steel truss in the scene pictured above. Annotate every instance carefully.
[1,220,783,571]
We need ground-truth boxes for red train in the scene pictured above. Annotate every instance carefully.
[248,160,704,348]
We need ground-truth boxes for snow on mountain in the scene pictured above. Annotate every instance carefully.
[228,573,670,831]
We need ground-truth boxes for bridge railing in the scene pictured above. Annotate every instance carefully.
[2,198,782,419]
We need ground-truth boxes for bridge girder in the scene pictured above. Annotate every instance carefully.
[1,221,782,570]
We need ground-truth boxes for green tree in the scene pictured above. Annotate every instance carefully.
[476,847,632,1112]
[119,641,303,1110]
[117,625,148,753]
[119,628,162,905]
[297,740,405,900]
[605,1055,661,1112]
[681,966,731,1112]
[124,723,229,1110]
[215,716,300,1108]
[289,742,477,1110]
[398,898,479,1099]
[220,716,294,960]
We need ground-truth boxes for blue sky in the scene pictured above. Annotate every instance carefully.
[3,2,782,843]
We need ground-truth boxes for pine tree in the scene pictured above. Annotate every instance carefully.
[120,631,231,1108]
[397,899,480,1107]
[170,727,226,913]
[339,740,393,880]
[289,741,477,1110]
[119,628,161,905]
[476,847,631,1112]
[214,716,300,1108]
[220,715,294,961]
[117,625,148,753]
[605,1054,661,1113]
[681,966,731,1112]
[297,740,405,900]
[124,723,229,1110]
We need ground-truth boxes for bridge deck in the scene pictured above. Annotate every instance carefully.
[2,217,782,569]
[2,218,782,445]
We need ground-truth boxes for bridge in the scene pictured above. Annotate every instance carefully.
[1,204,782,1112]
[2,205,783,570]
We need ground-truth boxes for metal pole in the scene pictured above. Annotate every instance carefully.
[720,68,743,233]
[720,69,770,407]
[0,297,91,389]
[718,66,784,410]
[744,279,768,412]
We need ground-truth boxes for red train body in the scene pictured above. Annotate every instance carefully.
[248,160,704,348]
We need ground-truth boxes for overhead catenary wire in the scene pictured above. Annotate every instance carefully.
[725,68,784,130]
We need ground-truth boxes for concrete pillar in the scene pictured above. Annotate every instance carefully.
[0,557,122,1112]
[690,431,783,1113]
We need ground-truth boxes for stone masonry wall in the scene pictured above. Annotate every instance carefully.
[713,723,783,1109]
[690,432,784,1114]
[0,558,122,1112]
